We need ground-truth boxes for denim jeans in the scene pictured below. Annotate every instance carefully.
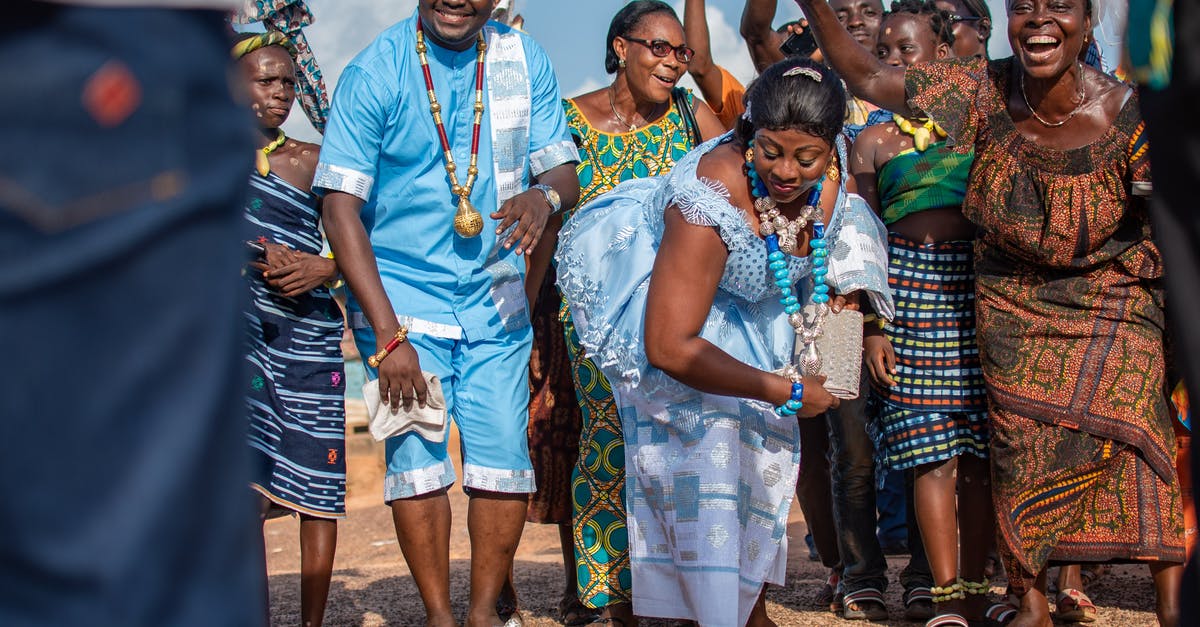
[799,367,933,596]
[877,468,908,549]
[826,375,890,594]
[795,414,841,570]
[0,5,262,626]
[900,468,933,591]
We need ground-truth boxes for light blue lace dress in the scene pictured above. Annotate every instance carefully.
[555,134,891,626]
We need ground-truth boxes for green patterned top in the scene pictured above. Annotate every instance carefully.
[876,142,973,225]
[564,87,699,213]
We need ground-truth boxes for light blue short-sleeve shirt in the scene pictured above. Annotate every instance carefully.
[315,12,577,342]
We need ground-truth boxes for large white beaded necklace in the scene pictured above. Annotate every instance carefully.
[745,140,832,381]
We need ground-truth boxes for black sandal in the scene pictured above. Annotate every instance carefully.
[904,586,934,621]
[842,587,888,621]
[558,596,599,626]
[582,618,627,627]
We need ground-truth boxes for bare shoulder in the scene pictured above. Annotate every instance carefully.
[696,141,753,209]
[855,123,890,147]
[569,89,609,124]
[1087,66,1135,121]
[696,141,744,182]
[858,122,907,169]
[283,139,320,180]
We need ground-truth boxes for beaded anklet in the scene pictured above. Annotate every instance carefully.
[931,582,965,603]
[959,578,990,596]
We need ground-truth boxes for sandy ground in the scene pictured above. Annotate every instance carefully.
[265,411,1164,626]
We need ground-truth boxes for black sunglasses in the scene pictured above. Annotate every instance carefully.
[622,36,695,63]
[949,14,984,24]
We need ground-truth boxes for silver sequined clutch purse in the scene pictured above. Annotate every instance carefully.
[793,305,863,400]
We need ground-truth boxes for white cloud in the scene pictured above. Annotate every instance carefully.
[567,76,607,99]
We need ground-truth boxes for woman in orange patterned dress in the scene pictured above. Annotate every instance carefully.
[795,0,1186,625]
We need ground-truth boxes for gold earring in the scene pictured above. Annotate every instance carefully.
[825,158,841,182]
[618,58,626,68]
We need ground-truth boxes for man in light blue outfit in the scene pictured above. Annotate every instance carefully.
[315,1,578,624]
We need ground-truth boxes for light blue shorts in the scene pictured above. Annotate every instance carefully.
[355,324,535,501]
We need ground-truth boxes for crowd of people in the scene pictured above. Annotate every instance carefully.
[4,1,1199,627]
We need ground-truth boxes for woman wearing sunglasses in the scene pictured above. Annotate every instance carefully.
[521,2,723,625]
[933,0,992,58]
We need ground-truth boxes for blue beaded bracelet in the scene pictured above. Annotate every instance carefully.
[775,381,805,416]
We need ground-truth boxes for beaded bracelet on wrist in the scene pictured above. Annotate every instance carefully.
[367,326,409,368]
[776,381,805,416]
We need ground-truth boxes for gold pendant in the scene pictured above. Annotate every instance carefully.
[453,197,484,238]
[255,150,270,177]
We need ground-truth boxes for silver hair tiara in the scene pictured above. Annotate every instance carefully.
[783,66,822,82]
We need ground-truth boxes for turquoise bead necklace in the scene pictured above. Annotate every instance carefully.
[746,140,831,388]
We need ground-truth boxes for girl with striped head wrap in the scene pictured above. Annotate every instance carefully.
[234,28,346,627]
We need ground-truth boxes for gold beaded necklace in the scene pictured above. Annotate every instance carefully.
[255,129,287,176]
[416,21,488,238]
[892,113,947,152]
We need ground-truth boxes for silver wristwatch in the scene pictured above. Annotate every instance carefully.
[530,183,562,214]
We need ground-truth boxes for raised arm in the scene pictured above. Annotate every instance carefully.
[740,0,787,73]
[684,0,724,106]
[793,0,910,113]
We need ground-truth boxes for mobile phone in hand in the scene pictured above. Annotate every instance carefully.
[780,29,818,58]
[246,240,266,259]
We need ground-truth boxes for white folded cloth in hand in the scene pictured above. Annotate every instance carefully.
[362,373,447,443]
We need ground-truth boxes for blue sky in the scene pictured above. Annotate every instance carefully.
[282,0,1124,142]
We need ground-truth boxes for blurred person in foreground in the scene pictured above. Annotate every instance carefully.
[1130,0,1200,623]
[0,1,262,626]
[314,0,579,625]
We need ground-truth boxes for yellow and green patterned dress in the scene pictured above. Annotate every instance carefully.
[562,88,700,608]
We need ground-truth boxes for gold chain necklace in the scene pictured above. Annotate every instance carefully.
[607,86,639,133]
[255,129,287,177]
[1019,61,1087,128]
[416,21,487,238]
[892,114,946,152]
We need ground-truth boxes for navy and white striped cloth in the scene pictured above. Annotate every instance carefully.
[243,172,346,518]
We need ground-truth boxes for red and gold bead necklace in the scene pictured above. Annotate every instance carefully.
[416,20,487,238]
